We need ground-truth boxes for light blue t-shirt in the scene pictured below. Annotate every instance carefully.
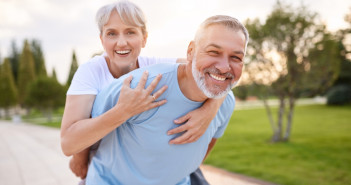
[86,63,235,185]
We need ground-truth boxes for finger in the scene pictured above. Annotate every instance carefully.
[152,85,168,100]
[122,75,133,87]
[174,113,191,124]
[136,71,149,89]
[178,135,199,144]
[148,99,167,109]
[81,169,87,179]
[145,74,162,94]
[169,131,192,144]
[167,124,188,135]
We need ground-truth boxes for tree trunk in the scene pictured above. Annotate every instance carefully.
[272,95,285,142]
[284,96,295,141]
[44,108,53,122]
[262,96,276,133]
[5,108,10,119]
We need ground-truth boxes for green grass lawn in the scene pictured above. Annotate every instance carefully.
[205,104,351,185]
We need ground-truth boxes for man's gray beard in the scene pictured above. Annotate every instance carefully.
[191,58,238,99]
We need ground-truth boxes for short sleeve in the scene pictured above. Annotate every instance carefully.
[138,56,177,68]
[67,64,99,95]
[213,92,235,138]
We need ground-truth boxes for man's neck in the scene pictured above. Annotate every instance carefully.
[177,63,208,102]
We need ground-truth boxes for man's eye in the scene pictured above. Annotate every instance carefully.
[107,32,116,36]
[231,56,242,62]
[127,31,135,35]
[209,50,219,55]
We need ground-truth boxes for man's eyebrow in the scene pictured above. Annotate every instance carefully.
[206,43,244,55]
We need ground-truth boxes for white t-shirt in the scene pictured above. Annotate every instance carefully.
[67,55,177,95]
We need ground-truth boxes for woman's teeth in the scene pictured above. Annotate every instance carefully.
[116,50,130,54]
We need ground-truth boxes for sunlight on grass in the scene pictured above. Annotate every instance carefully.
[205,105,351,185]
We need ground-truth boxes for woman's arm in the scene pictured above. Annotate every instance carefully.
[60,72,167,156]
[167,96,226,144]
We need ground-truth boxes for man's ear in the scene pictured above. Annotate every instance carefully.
[187,41,195,61]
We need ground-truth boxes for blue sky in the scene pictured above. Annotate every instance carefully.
[0,0,350,84]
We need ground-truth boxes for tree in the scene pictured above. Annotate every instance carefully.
[8,40,21,84]
[25,76,65,122]
[244,2,341,142]
[17,40,36,107]
[51,68,58,82]
[0,58,18,118]
[31,39,47,77]
[325,7,351,105]
[66,50,78,87]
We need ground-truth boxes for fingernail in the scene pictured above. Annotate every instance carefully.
[167,131,171,135]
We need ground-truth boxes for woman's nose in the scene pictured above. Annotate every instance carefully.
[116,35,127,47]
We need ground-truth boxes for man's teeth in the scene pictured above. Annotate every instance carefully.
[116,50,130,54]
[210,73,226,81]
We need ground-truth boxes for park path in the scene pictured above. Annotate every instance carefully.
[0,120,274,185]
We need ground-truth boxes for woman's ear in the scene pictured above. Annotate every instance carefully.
[142,32,148,48]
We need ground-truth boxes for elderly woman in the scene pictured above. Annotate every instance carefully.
[60,1,224,184]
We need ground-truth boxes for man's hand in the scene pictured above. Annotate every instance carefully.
[69,149,90,179]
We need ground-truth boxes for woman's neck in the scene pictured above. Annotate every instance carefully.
[105,57,139,78]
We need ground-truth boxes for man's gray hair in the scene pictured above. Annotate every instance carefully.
[195,15,249,51]
[96,0,147,36]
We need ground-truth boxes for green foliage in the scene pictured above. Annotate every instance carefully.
[25,76,65,121]
[232,85,248,100]
[205,105,351,185]
[0,58,18,109]
[51,68,58,82]
[327,85,351,105]
[31,39,47,77]
[25,76,65,110]
[66,50,79,87]
[8,40,20,83]
[304,33,342,96]
[17,40,36,106]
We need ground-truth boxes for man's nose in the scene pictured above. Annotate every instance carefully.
[215,58,230,73]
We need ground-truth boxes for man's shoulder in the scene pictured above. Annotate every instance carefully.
[134,63,178,77]
[220,91,236,114]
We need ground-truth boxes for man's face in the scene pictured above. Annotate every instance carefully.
[189,24,246,98]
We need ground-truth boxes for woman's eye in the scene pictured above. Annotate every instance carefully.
[107,32,115,36]
[127,31,135,35]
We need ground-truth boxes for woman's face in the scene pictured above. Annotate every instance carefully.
[100,10,147,70]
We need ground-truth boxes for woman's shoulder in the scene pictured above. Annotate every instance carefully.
[79,55,106,69]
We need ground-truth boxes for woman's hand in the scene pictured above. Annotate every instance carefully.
[116,71,168,118]
[69,148,90,179]
[167,97,226,145]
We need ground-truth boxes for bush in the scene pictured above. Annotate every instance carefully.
[327,85,351,105]
[232,85,248,101]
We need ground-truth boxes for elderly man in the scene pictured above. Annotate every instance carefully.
[86,15,249,185]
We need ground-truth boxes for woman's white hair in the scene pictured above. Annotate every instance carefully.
[96,0,147,36]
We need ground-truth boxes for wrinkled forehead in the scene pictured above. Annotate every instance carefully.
[197,24,246,52]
